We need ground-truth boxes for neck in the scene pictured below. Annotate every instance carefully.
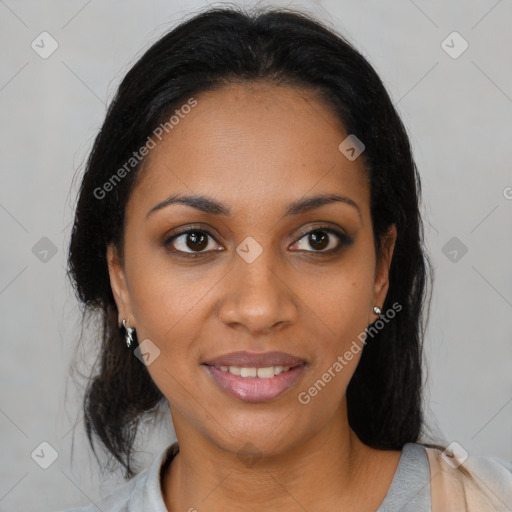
[161,400,399,512]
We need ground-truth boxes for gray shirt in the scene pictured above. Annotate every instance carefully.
[56,442,433,511]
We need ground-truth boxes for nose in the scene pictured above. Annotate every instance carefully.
[217,246,299,336]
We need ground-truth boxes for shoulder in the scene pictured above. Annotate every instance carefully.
[375,442,432,511]
[52,442,179,512]
[424,444,512,511]
[52,472,143,512]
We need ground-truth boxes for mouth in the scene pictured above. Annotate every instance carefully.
[206,364,301,378]
[202,350,306,368]
[201,351,307,403]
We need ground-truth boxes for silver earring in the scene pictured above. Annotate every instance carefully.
[122,319,135,348]
[373,306,381,315]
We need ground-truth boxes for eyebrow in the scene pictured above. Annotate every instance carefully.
[146,192,361,221]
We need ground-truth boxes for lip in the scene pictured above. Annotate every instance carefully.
[203,363,306,402]
[202,350,306,368]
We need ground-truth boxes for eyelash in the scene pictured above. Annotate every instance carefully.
[162,225,352,259]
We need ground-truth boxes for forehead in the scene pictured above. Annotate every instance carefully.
[128,82,369,218]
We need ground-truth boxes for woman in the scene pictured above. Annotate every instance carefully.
[61,6,512,511]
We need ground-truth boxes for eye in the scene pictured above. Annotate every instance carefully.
[290,227,351,253]
[163,228,222,257]
[163,225,352,258]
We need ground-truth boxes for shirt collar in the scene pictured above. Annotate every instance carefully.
[126,441,179,511]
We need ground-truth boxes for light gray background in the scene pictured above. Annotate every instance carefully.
[1,0,511,510]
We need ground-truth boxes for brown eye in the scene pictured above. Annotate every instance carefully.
[183,231,208,251]
[308,231,329,250]
[164,229,221,255]
[291,228,352,253]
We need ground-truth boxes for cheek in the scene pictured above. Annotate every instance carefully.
[293,255,376,408]
[294,273,372,417]
[121,250,202,385]
[124,236,210,336]
[299,260,375,349]
[125,262,204,408]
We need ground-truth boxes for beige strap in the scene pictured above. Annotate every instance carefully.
[426,447,469,511]
[426,447,512,511]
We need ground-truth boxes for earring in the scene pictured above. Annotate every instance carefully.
[373,306,381,315]
[122,319,135,348]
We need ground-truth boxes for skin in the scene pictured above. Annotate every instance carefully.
[107,82,399,511]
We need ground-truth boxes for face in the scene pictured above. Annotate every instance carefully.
[107,82,396,458]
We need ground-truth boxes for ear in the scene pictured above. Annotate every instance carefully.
[106,243,134,327]
[371,224,397,321]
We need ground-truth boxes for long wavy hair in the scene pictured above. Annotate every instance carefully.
[67,5,438,479]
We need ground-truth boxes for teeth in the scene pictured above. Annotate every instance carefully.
[218,365,294,378]
[256,367,274,378]
[241,367,257,377]
[228,366,241,376]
